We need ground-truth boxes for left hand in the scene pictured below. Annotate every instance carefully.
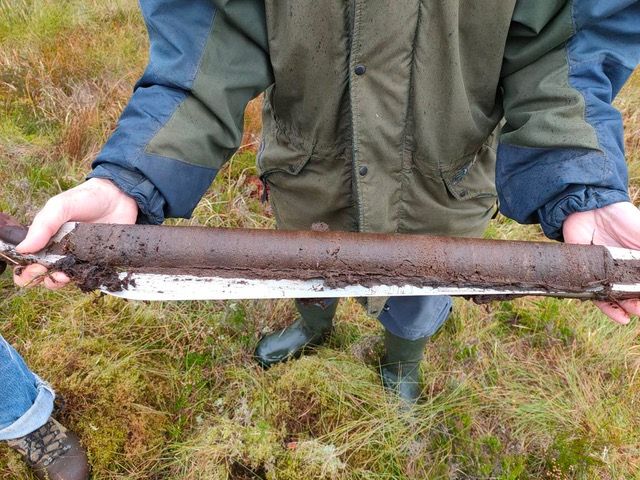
[563,201,640,325]
[13,178,139,290]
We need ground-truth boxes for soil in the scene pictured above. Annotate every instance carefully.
[0,214,27,242]
[52,255,133,293]
[46,223,640,301]
[0,225,28,245]
[0,217,130,292]
[6,222,640,301]
[0,215,28,275]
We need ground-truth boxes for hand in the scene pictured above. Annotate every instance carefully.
[13,178,138,290]
[563,201,640,325]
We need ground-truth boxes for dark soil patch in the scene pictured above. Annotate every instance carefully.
[229,461,267,480]
[52,255,133,292]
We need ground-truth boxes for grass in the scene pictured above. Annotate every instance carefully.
[1,1,640,478]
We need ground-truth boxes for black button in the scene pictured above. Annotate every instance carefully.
[359,166,368,176]
[354,64,367,75]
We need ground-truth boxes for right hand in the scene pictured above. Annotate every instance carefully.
[13,178,139,290]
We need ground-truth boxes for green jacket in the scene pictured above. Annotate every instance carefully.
[90,1,638,241]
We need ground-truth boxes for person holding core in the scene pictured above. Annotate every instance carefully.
[5,1,640,478]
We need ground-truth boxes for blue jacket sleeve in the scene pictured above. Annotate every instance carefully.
[88,0,273,224]
[498,1,640,240]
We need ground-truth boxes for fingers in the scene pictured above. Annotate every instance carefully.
[618,299,640,317]
[596,298,640,325]
[565,205,640,325]
[15,178,139,255]
[14,264,70,290]
[9,178,139,293]
[595,300,631,325]
[43,271,71,290]
[16,197,68,254]
[14,264,49,288]
[11,196,72,290]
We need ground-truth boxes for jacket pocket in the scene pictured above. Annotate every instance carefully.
[257,137,314,178]
[256,134,315,203]
[442,143,497,201]
[258,96,315,179]
[258,151,312,178]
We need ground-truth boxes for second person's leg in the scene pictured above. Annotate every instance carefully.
[0,336,90,480]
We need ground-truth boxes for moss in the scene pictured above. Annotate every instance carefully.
[276,440,346,480]
[175,417,282,479]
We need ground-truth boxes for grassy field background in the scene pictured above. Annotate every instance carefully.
[1,1,639,478]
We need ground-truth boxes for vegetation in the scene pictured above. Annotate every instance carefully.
[1,1,639,478]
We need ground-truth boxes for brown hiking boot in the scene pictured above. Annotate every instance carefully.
[6,417,90,480]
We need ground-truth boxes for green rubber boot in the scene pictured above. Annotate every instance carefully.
[254,298,338,368]
[379,329,429,404]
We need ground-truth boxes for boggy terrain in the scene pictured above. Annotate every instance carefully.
[1,1,640,478]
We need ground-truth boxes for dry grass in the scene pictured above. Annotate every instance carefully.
[1,1,640,479]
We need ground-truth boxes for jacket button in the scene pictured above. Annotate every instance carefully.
[359,166,368,176]
[354,64,367,75]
